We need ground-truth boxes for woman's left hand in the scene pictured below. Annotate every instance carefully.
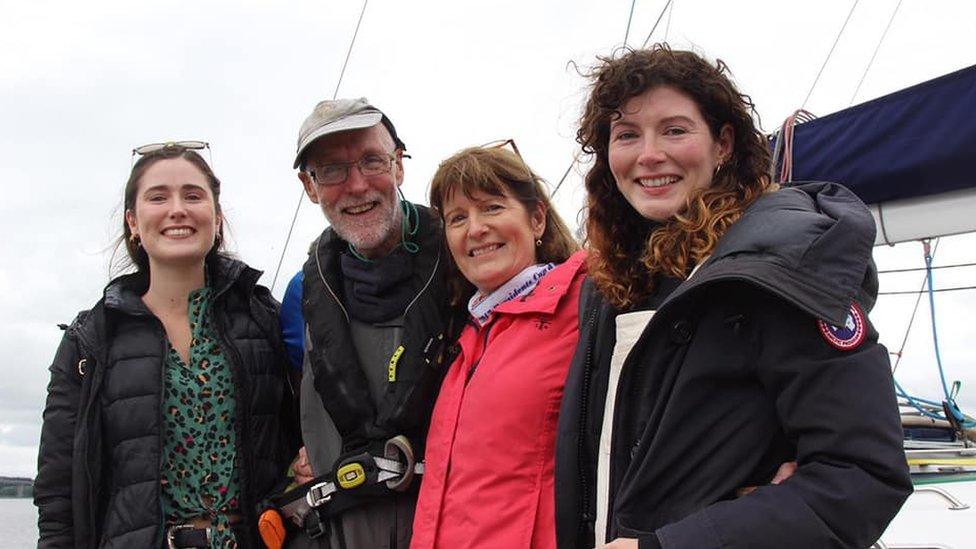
[598,538,638,549]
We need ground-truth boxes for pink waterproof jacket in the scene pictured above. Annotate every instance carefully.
[412,251,587,549]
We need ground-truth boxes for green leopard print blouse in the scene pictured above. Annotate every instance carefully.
[161,287,241,548]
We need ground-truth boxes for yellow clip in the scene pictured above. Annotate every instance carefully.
[336,462,366,490]
[388,345,405,382]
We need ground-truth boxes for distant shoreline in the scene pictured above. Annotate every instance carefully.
[0,477,33,498]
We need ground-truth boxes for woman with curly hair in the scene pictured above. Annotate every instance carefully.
[554,46,911,549]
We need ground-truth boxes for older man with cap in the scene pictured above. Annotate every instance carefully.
[280,98,460,548]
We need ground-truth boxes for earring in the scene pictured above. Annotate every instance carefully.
[129,233,141,246]
[535,238,543,247]
[714,162,723,176]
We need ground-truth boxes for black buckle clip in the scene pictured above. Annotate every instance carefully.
[303,507,331,540]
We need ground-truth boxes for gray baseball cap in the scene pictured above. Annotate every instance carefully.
[293,97,406,169]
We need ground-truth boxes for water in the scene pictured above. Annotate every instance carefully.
[0,499,37,548]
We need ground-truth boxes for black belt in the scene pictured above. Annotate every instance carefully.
[166,524,211,548]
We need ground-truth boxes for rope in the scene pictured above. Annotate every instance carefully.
[895,379,951,422]
[640,0,674,48]
[623,0,638,46]
[849,0,902,105]
[801,0,860,109]
[769,110,816,184]
[270,0,371,292]
[921,239,975,428]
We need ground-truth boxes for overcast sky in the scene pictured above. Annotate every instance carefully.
[1,0,974,477]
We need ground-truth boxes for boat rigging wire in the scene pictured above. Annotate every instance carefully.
[849,0,902,105]
[800,0,860,110]
[889,281,927,374]
[623,0,638,46]
[550,150,580,199]
[879,261,976,275]
[269,0,370,293]
[890,238,939,376]
[664,0,675,41]
[553,0,674,199]
[879,286,976,296]
[640,0,674,48]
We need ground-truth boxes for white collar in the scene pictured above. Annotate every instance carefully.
[467,263,555,326]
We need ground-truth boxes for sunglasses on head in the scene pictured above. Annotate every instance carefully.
[480,138,522,159]
[130,140,213,168]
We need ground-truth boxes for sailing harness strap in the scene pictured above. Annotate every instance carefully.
[267,436,425,537]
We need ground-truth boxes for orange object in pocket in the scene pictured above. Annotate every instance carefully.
[258,508,287,549]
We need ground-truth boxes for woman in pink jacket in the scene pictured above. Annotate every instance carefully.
[411,142,584,548]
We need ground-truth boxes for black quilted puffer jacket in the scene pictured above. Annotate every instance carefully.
[35,257,300,548]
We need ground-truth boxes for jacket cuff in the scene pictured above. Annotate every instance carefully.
[638,533,664,549]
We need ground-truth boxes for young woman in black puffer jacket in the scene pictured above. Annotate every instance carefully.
[35,142,299,548]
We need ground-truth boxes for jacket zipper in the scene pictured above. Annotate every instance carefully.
[71,320,102,548]
[315,243,351,323]
[577,289,697,542]
[576,304,598,542]
[213,300,254,528]
[464,321,493,386]
[152,316,168,540]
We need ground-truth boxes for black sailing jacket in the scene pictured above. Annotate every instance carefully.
[35,257,300,548]
[555,182,912,549]
[300,204,459,458]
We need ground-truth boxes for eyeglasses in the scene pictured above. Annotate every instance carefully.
[481,138,537,181]
[132,140,210,156]
[308,152,397,187]
[481,138,523,159]
[131,140,213,167]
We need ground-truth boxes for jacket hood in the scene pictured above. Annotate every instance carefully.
[680,181,877,326]
[103,255,261,315]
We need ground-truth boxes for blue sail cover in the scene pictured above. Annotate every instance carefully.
[787,64,976,205]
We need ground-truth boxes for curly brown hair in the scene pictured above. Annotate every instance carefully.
[430,145,579,305]
[578,44,775,309]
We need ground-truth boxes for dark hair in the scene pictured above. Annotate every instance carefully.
[430,146,579,305]
[578,44,775,308]
[116,146,227,275]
